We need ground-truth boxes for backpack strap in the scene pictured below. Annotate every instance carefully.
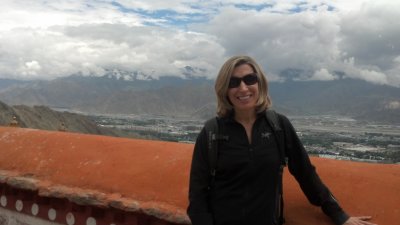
[265,109,287,166]
[204,117,228,189]
[265,109,287,225]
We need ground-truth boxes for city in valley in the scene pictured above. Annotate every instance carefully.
[90,114,400,164]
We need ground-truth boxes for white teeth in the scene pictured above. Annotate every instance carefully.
[238,95,250,100]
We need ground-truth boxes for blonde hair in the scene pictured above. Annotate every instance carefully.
[215,55,272,117]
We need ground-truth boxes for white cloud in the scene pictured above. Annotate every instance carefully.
[310,68,337,81]
[19,60,42,77]
[340,56,389,85]
[0,0,398,87]
[0,1,142,31]
[197,0,400,86]
[0,24,224,80]
[358,69,388,85]
[199,6,342,76]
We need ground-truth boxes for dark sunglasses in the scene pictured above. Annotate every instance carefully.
[228,73,258,88]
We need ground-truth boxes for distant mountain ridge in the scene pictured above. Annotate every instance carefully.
[0,73,399,124]
[269,79,400,121]
[0,73,214,116]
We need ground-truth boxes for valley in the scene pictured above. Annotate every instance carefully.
[90,113,400,163]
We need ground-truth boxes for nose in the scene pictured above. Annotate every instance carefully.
[238,80,249,90]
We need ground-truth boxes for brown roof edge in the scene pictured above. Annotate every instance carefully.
[0,170,190,224]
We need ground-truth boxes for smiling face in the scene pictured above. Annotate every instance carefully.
[227,63,259,114]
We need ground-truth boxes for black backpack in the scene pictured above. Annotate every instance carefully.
[204,109,287,224]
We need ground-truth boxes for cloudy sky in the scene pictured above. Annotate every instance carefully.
[0,0,399,86]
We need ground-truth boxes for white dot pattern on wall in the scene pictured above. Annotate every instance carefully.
[31,203,39,216]
[66,212,75,225]
[86,217,96,225]
[15,200,23,211]
[48,208,57,221]
[0,195,7,207]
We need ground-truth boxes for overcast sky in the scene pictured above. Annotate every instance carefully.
[0,0,399,86]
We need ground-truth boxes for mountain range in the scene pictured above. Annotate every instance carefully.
[0,71,399,124]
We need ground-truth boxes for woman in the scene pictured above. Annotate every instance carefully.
[187,55,376,225]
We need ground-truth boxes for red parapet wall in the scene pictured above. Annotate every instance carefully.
[282,158,400,225]
[0,126,399,225]
[0,183,176,225]
[0,127,192,224]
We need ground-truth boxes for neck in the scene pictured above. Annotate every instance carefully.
[234,109,257,124]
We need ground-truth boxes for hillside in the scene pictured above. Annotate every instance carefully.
[0,101,116,136]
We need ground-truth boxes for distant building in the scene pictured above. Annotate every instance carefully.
[333,142,352,147]
[387,144,400,150]
[58,122,67,132]
[8,116,19,127]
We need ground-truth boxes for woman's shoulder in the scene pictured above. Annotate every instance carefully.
[263,109,289,121]
[275,111,289,121]
[264,110,294,129]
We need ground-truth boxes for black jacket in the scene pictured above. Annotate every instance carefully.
[187,112,349,225]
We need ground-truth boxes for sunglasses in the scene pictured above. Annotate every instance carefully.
[228,73,258,88]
